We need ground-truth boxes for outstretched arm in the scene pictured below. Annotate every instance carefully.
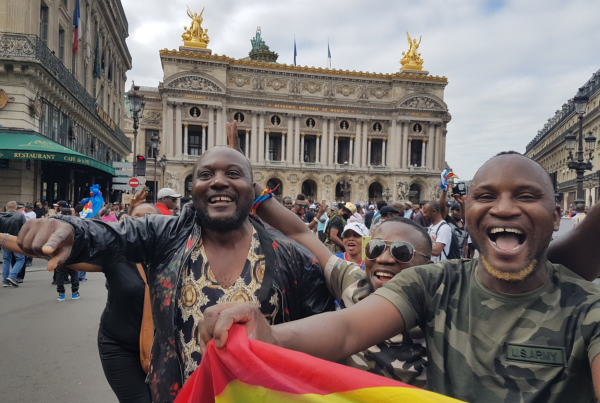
[439,190,448,218]
[256,196,332,270]
[548,202,600,281]
[200,294,404,362]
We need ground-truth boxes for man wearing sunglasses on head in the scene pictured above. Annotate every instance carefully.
[155,188,181,216]
[216,195,433,386]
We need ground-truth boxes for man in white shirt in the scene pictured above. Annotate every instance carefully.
[422,200,452,263]
[22,204,36,221]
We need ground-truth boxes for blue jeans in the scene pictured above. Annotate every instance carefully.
[78,271,87,281]
[3,249,25,284]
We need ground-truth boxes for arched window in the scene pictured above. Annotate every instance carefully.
[369,182,383,201]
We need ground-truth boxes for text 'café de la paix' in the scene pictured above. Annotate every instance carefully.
[124,7,452,204]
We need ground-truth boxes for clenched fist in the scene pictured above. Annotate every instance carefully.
[17,218,74,271]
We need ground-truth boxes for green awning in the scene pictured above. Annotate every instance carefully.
[0,131,115,175]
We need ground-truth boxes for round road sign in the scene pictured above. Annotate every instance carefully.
[129,178,140,188]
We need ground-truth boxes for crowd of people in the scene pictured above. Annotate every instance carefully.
[2,121,600,403]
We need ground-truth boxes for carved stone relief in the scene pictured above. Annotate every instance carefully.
[370,87,390,99]
[399,96,444,110]
[428,181,441,200]
[141,110,162,125]
[336,85,355,97]
[288,173,299,184]
[289,79,301,94]
[323,83,335,98]
[167,76,223,92]
[253,172,264,182]
[322,175,334,185]
[396,181,410,201]
[357,86,368,100]
[166,171,181,192]
[229,76,250,87]
[266,79,287,91]
[357,176,367,187]
[252,76,265,92]
[301,82,322,94]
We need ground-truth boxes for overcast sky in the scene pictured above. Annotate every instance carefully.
[121,0,600,179]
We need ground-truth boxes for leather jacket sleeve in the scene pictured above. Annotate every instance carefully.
[51,213,183,269]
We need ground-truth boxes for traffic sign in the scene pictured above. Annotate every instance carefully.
[115,169,133,176]
[112,177,130,184]
[129,178,140,188]
[112,162,133,169]
[112,184,131,191]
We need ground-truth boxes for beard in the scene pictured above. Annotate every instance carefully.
[195,194,253,233]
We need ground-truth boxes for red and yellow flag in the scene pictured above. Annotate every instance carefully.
[175,325,462,402]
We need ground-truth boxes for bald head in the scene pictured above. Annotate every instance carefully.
[194,146,253,181]
[130,203,160,218]
[5,201,17,211]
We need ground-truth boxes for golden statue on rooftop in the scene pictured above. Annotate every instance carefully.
[182,6,210,49]
[400,32,424,71]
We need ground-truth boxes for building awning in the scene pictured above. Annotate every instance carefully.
[0,131,115,175]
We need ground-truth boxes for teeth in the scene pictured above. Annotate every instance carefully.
[490,228,523,234]
[375,272,394,278]
[210,196,233,202]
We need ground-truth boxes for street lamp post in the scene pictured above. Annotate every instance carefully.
[128,85,145,191]
[566,87,596,204]
[340,161,352,201]
[160,155,168,189]
[151,133,161,204]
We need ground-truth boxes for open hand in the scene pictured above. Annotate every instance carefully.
[16,218,75,271]
[130,188,148,211]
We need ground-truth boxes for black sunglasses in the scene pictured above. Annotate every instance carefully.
[167,197,179,202]
[365,239,429,264]
[296,203,309,209]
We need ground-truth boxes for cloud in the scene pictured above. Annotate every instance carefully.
[121,0,600,178]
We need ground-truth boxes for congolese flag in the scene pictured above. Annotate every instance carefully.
[174,325,462,403]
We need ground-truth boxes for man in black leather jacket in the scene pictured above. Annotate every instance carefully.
[16,144,335,403]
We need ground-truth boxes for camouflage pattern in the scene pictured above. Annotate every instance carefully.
[323,213,346,254]
[375,258,600,403]
[324,256,428,387]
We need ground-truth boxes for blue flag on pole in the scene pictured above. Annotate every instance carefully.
[294,37,297,66]
[328,40,331,68]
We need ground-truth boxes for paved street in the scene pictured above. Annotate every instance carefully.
[0,259,117,403]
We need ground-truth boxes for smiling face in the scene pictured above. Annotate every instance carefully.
[365,221,431,291]
[192,147,254,233]
[294,199,309,218]
[342,230,362,258]
[467,154,560,282]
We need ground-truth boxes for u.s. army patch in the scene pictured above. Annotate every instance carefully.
[506,343,566,367]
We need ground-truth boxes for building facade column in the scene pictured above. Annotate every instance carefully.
[207,108,215,149]
[300,133,305,164]
[316,134,321,164]
[421,140,426,167]
[287,115,294,165]
[354,120,361,168]
[245,129,250,158]
[390,119,397,168]
[175,105,183,157]
[350,136,355,165]
[183,123,189,156]
[202,125,207,153]
[440,126,447,171]
[215,106,223,146]
[362,121,368,167]
[407,138,412,166]
[161,98,168,156]
[382,139,387,166]
[320,118,328,165]
[280,132,285,161]
[328,119,335,167]
[434,123,441,171]
[251,112,258,162]
[167,103,174,157]
[265,130,270,161]
[258,112,265,164]
[334,135,339,165]
[427,122,434,170]
[396,120,402,169]
[402,121,409,169]
[294,116,301,164]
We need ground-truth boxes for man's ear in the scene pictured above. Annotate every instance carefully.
[553,205,561,232]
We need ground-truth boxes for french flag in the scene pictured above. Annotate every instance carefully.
[73,0,81,54]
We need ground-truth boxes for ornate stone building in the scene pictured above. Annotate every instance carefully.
[525,69,600,210]
[0,0,131,205]
[125,21,451,205]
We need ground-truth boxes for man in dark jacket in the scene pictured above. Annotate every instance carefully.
[2,201,26,287]
[16,139,335,402]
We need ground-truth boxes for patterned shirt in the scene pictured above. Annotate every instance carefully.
[324,255,427,387]
[175,227,281,380]
[375,259,600,403]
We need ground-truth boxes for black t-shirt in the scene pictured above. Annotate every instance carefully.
[304,210,315,224]
[364,210,374,228]
[99,261,146,351]
[33,208,47,218]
